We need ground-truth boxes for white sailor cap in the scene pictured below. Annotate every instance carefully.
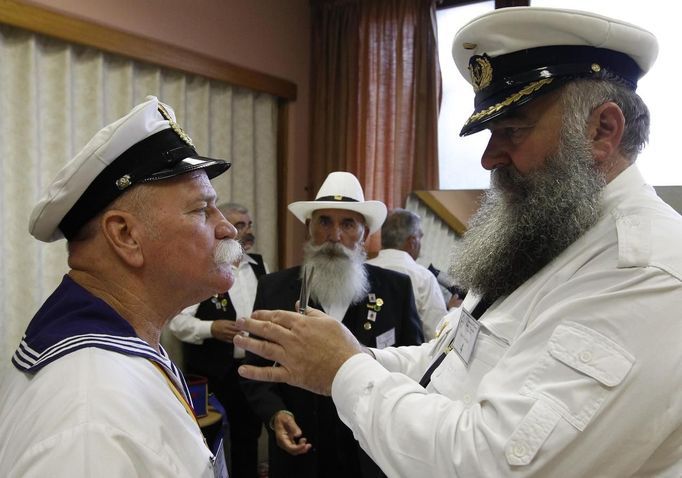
[29,95,230,242]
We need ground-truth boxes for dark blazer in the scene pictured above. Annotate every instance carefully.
[183,253,267,378]
[242,263,423,478]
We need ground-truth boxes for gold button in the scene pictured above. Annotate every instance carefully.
[363,322,372,330]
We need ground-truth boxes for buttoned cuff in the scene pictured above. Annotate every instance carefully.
[331,353,388,420]
[196,320,214,340]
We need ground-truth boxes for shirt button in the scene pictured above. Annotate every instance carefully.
[462,393,472,404]
[579,350,593,363]
[513,443,527,458]
[363,322,372,330]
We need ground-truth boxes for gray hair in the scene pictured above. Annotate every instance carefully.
[218,202,249,215]
[381,208,421,249]
[560,75,650,161]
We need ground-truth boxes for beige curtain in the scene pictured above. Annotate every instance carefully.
[0,24,278,364]
[310,0,441,246]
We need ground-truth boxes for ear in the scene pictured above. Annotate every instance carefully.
[589,102,625,164]
[100,210,145,268]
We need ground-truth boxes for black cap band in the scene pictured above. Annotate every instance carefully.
[315,195,360,202]
[59,128,228,239]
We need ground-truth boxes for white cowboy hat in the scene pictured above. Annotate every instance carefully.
[288,171,387,234]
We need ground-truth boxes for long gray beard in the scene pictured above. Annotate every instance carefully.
[449,124,606,302]
[302,241,369,307]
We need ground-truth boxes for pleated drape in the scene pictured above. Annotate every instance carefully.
[0,24,278,364]
[310,0,441,220]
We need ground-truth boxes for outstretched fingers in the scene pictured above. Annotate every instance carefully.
[237,361,290,383]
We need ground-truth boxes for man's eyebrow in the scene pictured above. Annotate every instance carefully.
[488,112,529,128]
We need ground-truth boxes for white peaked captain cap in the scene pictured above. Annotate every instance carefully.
[452,7,658,136]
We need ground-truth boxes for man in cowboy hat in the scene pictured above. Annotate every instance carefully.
[234,7,682,477]
[241,171,424,478]
[0,96,239,477]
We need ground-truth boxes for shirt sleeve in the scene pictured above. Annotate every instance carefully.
[167,304,213,344]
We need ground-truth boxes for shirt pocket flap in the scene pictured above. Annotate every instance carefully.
[548,322,634,387]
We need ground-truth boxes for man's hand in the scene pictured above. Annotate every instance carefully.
[447,293,464,310]
[271,411,312,455]
[210,320,240,342]
[234,307,363,395]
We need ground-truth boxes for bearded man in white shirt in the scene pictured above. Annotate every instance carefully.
[234,7,682,477]
[169,202,267,478]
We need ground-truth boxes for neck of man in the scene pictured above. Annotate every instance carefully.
[68,269,166,351]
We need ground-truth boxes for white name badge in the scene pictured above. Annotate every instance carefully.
[212,438,229,478]
[376,327,396,349]
[451,308,480,366]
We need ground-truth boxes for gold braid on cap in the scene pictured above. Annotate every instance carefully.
[464,78,554,127]
[157,104,195,148]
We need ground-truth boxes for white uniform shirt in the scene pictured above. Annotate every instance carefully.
[0,348,214,477]
[331,165,682,477]
[367,249,447,339]
[169,253,267,358]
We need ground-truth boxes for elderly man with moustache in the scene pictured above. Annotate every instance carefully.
[241,171,424,478]
[0,96,240,478]
[234,7,682,478]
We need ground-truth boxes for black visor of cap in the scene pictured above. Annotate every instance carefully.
[460,45,643,136]
[59,128,230,240]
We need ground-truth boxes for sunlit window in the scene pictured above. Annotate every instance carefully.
[437,1,682,189]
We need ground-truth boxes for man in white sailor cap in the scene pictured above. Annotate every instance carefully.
[234,7,682,477]
[0,96,241,478]
[241,171,424,478]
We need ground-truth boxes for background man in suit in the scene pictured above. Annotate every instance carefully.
[169,203,267,478]
[367,208,448,339]
[242,171,423,478]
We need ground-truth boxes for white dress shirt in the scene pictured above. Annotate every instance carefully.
[367,249,447,339]
[331,165,682,477]
[169,253,267,359]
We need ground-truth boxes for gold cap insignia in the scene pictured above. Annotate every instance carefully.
[468,55,493,93]
[116,174,132,190]
[157,104,195,148]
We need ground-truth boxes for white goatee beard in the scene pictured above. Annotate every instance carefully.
[214,239,244,265]
[302,241,369,307]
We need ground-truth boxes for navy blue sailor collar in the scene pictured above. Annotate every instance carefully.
[11,275,191,402]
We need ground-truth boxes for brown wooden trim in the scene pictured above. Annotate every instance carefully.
[0,0,297,100]
[438,0,529,9]
[413,190,468,235]
[495,0,529,8]
[276,99,291,270]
